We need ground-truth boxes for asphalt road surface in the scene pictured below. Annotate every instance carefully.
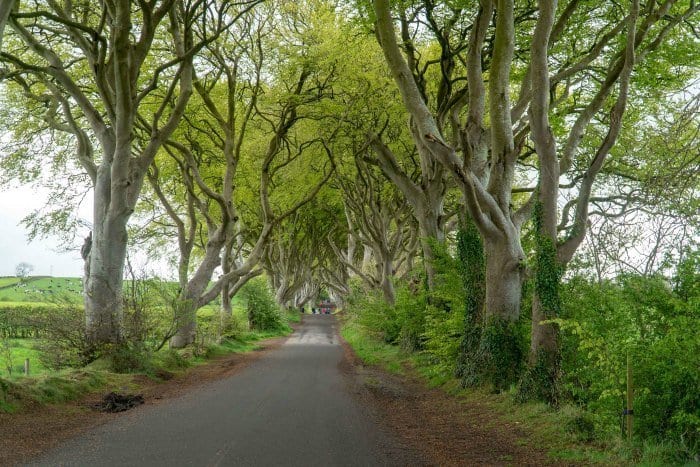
[26,315,411,467]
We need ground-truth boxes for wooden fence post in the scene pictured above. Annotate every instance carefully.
[24,358,29,376]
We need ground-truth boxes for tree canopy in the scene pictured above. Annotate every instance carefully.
[0,0,698,446]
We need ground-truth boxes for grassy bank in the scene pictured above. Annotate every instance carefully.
[0,274,300,415]
[340,319,639,465]
[0,323,294,415]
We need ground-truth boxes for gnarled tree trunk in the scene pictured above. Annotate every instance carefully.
[84,197,129,343]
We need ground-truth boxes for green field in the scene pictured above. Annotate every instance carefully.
[0,277,83,303]
[0,277,23,288]
[0,338,47,377]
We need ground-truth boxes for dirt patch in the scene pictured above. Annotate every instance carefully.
[0,333,291,467]
[339,338,569,466]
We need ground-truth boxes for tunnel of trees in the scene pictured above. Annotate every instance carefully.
[0,0,698,460]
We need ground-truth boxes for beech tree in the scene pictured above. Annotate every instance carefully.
[371,0,699,395]
[0,0,247,342]
[136,1,338,346]
[523,0,699,402]
[332,157,420,305]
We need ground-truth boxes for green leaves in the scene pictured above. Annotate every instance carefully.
[240,277,285,331]
[533,200,563,318]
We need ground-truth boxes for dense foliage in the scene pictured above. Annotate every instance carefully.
[345,243,700,461]
[559,265,700,458]
[0,0,697,462]
[239,277,286,332]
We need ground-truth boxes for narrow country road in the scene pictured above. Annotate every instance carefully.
[26,315,415,467]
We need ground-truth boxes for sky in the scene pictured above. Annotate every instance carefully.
[0,185,85,278]
[0,179,175,280]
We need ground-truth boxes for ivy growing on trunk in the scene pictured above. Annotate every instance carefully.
[455,217,485,386]
[453,217,525,391]
[518,200,564,404]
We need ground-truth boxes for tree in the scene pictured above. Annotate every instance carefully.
[332,156,420,305]
[0,0,254,344]
[14,262,33,279]
[521,0,699,402]
[371,0,700,393]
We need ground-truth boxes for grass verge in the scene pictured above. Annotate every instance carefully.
[0,322,294,415]
[339,318,634,465]
[340,321,405,374]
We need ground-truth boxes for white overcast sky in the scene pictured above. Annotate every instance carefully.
[0,183,174,279]
[0,184,85,277]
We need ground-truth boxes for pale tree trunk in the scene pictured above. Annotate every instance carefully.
[474,232,526,391]
[380,274,395,305]
[518,0,562,403]
[483,238,524,322]
[275,277,289,306]
[220,282,233,334]
[84,217,128,343]
[378,250,396,305]
[82,0,136,344]
[84,185,129,342]
[219,238,235,327]
[345,209,358,277]
[361,245,373,273]
[219,242,235,331]
[170,229,225,347]
[519,0,639,404]
[528,295,558,358]
[170,300,197,349]
[220,269,263,329]
[416,208,444,288]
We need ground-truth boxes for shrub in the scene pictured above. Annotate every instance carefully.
[345,276,426,349]
[558,273,700,458]
[0,303,62,338]
[122,277,178,352]
[105,342,152,373]
[564,411,596,442]
[633,316,700,456]
[239,278,284,332]
[422,243,465,378]
[31,305,96,370]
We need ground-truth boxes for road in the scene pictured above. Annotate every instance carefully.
[26,315,413,467]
